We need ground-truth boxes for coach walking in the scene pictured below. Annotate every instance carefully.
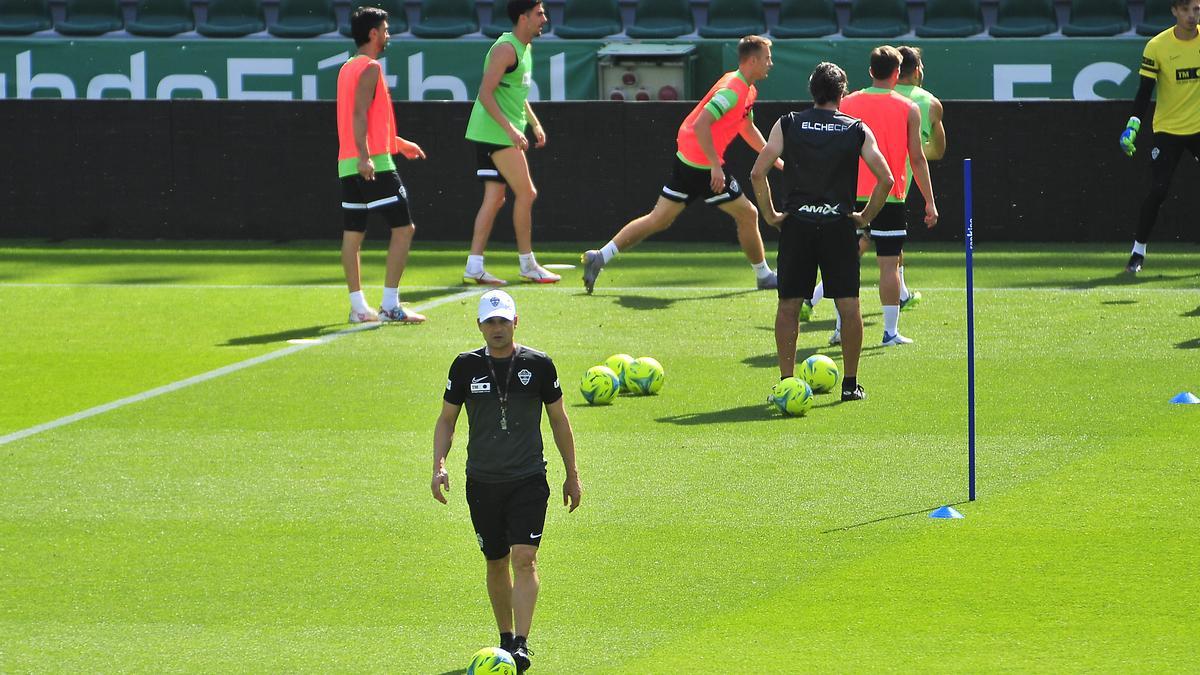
[432,289,582,673]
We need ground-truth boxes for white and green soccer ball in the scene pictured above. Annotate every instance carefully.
[800,354,840,394]
[467,647,517,675]
[580,365,620,405]
[604,353,636,392]
[769,377,814,416]
[625,356,664,395]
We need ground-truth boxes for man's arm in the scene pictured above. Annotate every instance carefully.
[477,42,528,150]
[906,105,938,228]
[525,100,546,148]
[853,126,894,227]
[1121,75,1156,157]
[750,119,787,228]
[692,110,726,193]
[924,97,946,161]
[544,398,581,512]
[431,401,461,504]
[740,115,785,171]
[353,63,379,180]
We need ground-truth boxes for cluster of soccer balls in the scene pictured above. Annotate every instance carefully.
[769,354,840,416]
[468,647,517,674]
[579,353,664,404]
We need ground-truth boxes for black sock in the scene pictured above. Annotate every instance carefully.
[514,634,527,647]
[781,374,792,380]
[500,632,514,649]
[843,376,856,392]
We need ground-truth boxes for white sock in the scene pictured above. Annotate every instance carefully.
[883,305,900,336]
[381,287,399,311]
[466,255,485,275]
[1132,241,1146,256]
[519,252,537,272]
[751,260,772,279]
[600,241,619,264]
[349,290,370,313]
[811,281,825,307]
[899,265,911,303]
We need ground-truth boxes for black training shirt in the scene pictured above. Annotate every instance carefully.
[444,345,562,482]
[779,108,865,222]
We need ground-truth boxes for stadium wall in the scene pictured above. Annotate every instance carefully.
[0,99,1194,243]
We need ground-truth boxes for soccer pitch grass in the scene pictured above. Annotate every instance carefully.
[1,240,1198,671]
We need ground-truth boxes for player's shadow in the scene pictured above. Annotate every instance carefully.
[1183,305,1200,317]
[1024,271,1200,289]
[1100,299,1137,306]
[820,500,971,533]
[657,398,842,425]
[742,344,882,369]
[1176,337,1200,349]
[611,289,755,311]
[222,324,340,346]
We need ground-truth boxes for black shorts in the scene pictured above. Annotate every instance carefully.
[340,170,413,232]
[473,140,514,183]
[777,215,860,301]
[466,473,550,560]
[865,202,906,257]
[661,156,743,206]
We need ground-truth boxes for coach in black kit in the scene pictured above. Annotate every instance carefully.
[749,62,894,402]
[432,288,581,673]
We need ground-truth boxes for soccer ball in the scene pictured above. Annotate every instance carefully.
[769,377,814,416]
[604,353,636,392]
[580,365,620,405]
[467,647,517,675]
[800,354,840,394]
[625,356,664,395]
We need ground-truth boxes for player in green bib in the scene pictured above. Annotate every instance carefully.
[463,0,559,286]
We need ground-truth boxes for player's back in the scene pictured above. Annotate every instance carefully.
[841,88,914,200]
[778,108,865,221]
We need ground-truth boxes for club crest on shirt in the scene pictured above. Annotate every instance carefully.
[518,369,532,386]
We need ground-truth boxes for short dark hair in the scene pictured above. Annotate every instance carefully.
[809,62,848,105]
[898,46,922,79]
[1172,0,1191,8]
[737,35,772,61]
[868,45,902,81]
[351,6,387,47]
[508,0,543,24]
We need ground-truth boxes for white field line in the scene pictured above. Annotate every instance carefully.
[0,288,482,447]
[1,283,1196,293]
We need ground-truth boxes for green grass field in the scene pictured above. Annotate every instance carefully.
[1,240,1198,672]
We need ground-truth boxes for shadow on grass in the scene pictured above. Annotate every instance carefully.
[656,398,842,425]
[1184,306,1200,318]
[821,500,972,533]
[222,325,342,346]
[433,670,467,675]
[1022,271,1200,290]
[1177,337,1200,349]
[1101,299,1137,306]
[613,289,755,311]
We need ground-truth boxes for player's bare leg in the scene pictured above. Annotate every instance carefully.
[380,224,425,323]
[466,182,510,285]
[582,197,685,293]
[719,196,776,289]
[485,554,515,634]
[775,298,802,378]
[877,254,911,345]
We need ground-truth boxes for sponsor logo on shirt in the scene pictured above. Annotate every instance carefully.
[471,382,492,393]
[801,121,850,132]
[1176,67,1200,81]
[796,203,842,216]
[518,369,532,386]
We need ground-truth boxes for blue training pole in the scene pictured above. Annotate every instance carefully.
[964,158,976,502]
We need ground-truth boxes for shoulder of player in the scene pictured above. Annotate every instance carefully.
[453,347,487,364]
[516,345,552,362]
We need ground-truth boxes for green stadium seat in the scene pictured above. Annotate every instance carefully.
[915,0,983,36]
[482,0,511,37]
[627,0,693,38]
[55,0,123,35]
[1063,0,1129,35]
[1136,0,1173,35]
[0,0,52,34]
[410,0,478,38]
[772,0,837,37]
[988,0,1058,36]
[126,0,193,36]
[269,0,336,37]
[340,0,407,37]
[697,0,766,38]
[842,0,909,37]
[554,0,622,38]
[197,0,265,36]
